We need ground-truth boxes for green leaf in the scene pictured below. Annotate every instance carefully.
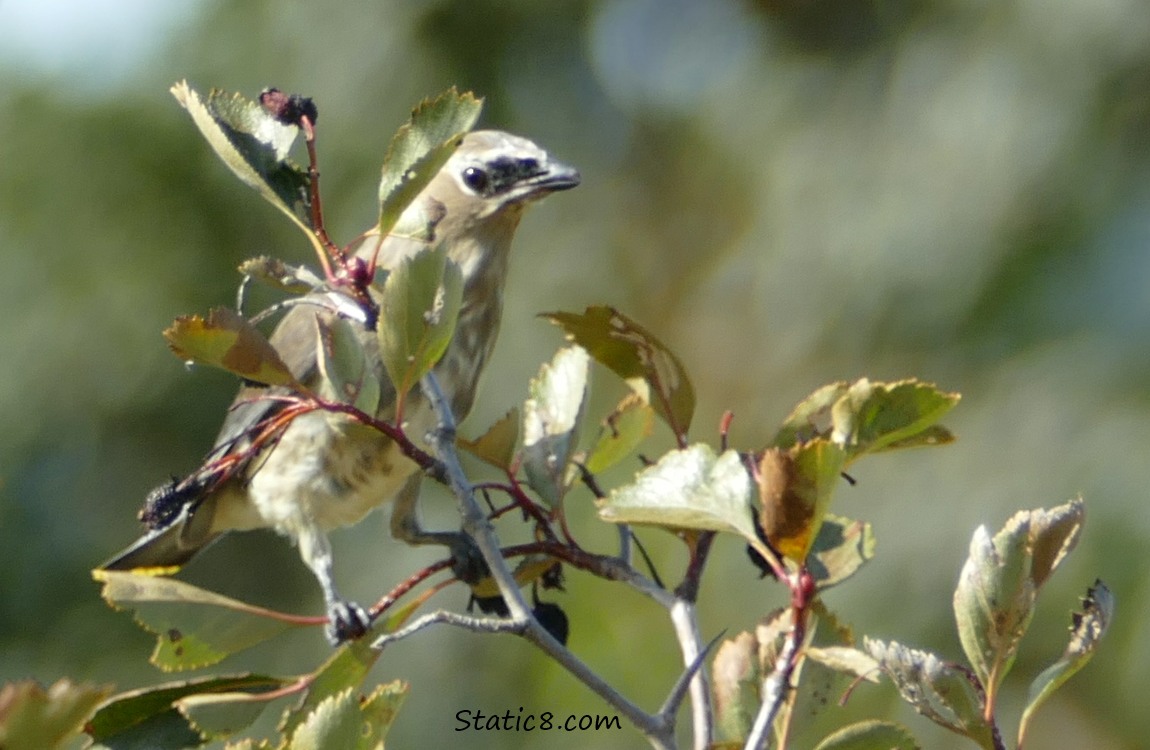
[95,571,306,671]
[177,691,278,740]
[171,81,311,236]
[87,674,288,748]
[522,346,590,507]
[599,444,755,542]
[377,88,483,237]
[864,638,995,749]
[711,631,762,745]
[288,689,361,750]
[584,394,656,475]
[357,681,408,749]
[1018,579,1113,746]
[953,499,1083,700]
[376,245,464,407]
[813,720,920,750]
[954,522,1035,696]
[830,379,960,460]
[315,315,381,415]
[770,379,959,460]
[803,647,881,684]
[757,440,848,563]
[806,515,876,589]
[773,382,850,449]
[543,306,695,440]
[278,641,381,741]
[459,408,520,471]
[0,679,111,750]
[164,307,302,389]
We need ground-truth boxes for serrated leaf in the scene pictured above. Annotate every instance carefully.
[543,306,695,440]
[953,500,1082,699]
[772,382,850,449]
[757,440,847,563]
[0,679,112,750]
[288,689,361,750]
[1027,497,1084,589]
[864,638,995,748]
[459,408,520,470]
[176,690,277,739]
[830,379,960,460]
[522,346,589,507]
[376,245,463,407]
[1018,579,1113,746]
[377,88,483,237]
[813,720,920,750]
[164,307,302,389]
[315,315,381,415]
[357,681,408,749]
[711,631,761,745]
[171,81,311,235]
[224,739,277,750]
[954,522,1035,695]
[278,641,380,740]
[599,444,755,541]
[87,674,288,747]
[584,394,656,474]
[804,647,881,684]
[95,571,305,671]
[807,515,876,589]
[771,379,959,459]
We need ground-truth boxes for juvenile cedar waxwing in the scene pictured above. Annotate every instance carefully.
[102,130,580,643]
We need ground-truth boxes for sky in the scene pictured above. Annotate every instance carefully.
[0,0,200,90]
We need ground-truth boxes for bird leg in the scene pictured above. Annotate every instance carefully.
[297,523,371,644]
[389,474,489,586]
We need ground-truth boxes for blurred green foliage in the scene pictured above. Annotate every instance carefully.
[1,0,1147,747]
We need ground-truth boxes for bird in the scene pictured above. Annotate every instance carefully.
[100,130,580,643]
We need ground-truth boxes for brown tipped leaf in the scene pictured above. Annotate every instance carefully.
[544,306,695,441]
[164,307,302,390]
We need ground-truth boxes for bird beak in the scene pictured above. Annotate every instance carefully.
[523,159,581,197]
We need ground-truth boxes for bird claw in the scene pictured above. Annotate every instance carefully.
[325,599,372,645]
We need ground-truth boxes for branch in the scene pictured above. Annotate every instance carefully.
[410,372,685,749]
[744,570,814,750]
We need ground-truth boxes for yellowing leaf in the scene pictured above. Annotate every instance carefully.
[459,409,520,471]
[585,394,656,475]
[757,440,847,563]
[544,306,695,440]
[95,571,306,671]
[0,680,111,750]
[164,307,302,389]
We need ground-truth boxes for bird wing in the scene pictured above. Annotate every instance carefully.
[208,227,429,467]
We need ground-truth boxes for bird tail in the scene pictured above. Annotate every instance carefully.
[99,494,222,574]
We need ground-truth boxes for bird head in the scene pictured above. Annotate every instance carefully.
[420,130,580,241]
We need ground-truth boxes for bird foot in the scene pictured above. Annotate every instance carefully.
[325,599,372,645]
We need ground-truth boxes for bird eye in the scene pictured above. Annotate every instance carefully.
[462,167,490,194]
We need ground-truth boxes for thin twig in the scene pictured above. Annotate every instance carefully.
[744,569,815,750]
